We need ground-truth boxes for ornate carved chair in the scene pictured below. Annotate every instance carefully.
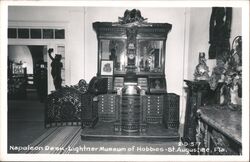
[45,79,88,128]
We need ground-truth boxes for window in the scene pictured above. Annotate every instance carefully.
[30,29,42,39]
[18,28,29,39]
[43,29,54,39]
[8,28,17,38]
[55,29,65,39]
[8,28,65,40]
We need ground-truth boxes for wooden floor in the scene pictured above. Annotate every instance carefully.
[8,93,188,155]
[8,96,47,153]
[18,126,188,155]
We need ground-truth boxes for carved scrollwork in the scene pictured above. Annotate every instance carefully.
[113,9,151,27]
[119,9,147,23]
[196,116,206,147]
[45,79,88,127]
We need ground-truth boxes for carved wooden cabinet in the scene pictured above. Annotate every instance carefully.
[93,9,173,133]
[182,80,221,152]
[196,106,242,155]
[8,60,27,99]
[81,9,179,141]
[183,80,218,142]
[93,18,172,93]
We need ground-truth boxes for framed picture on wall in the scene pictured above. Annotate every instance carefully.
[101,60,113,76]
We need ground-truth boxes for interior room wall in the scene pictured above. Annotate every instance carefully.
[8,6,85,91]
[187,7,242,80]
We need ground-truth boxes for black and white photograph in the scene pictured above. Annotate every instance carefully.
[0,0,249,162]
[101,60,114,76]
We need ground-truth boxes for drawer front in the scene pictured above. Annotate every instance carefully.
[113,77,124,90]
[107,77,113,92]
[146,116,163,123]
[142,95,164,123]
[138,78,148,91]
[98,94,119,122]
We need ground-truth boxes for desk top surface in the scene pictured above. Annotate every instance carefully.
[198,106,242,144]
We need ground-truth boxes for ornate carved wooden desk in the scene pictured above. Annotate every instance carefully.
[196,106,242,155]
[81,9,180,141]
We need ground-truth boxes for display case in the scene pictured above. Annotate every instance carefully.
[99,39,127,74]
[93,10,171,93]
[8,60,27,99]
[138,40,164,73]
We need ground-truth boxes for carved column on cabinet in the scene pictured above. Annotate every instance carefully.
[126,27,137,73]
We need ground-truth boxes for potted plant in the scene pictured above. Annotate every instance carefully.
[209,36,242,110]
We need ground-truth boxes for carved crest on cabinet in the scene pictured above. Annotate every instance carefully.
[113,9,151,27]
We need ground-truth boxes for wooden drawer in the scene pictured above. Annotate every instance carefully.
[107,77,113,91]
[142,95,164,124]
[97,94,119,122]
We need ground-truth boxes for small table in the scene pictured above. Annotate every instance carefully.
[196,105,242,155]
